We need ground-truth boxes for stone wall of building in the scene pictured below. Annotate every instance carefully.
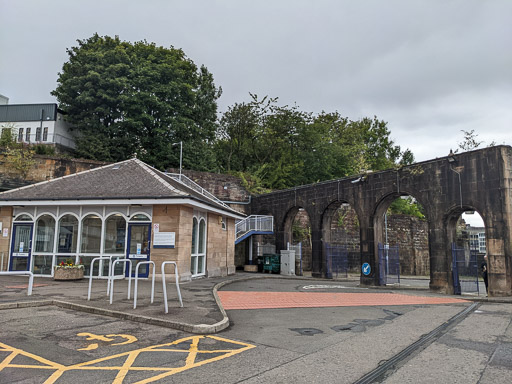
[207,215,236,277]
[0,206,13,271]
[169,168,251,214]
[152,204,193,282]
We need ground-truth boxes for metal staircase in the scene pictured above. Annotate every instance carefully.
[235,215,274,244]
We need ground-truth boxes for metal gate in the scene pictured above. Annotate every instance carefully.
[325,244,348,278]
[452,243,480,295]
[378,243,400,285]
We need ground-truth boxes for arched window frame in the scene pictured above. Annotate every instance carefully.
[80,214,103,255]
[34,213,57,254]
[191,213,207,277]
[103,213,128,255]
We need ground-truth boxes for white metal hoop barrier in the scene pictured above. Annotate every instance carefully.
[0,271,34,295]
[110,259,133,305]
[161,261,183,313]
[87,257,113,301]
[133,261,155,309]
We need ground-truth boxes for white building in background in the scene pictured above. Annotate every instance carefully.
[0,94,8,105]
[0,103,75,150]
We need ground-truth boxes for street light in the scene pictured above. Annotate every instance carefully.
[172,141,183,181]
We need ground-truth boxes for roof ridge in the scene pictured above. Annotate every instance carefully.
[133,159,188,196]
[0,158,131,196]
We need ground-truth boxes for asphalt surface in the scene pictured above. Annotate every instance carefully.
[1,273,512,383]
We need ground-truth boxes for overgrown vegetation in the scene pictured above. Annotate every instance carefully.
[388,197,426,220]
[0,125,35,178]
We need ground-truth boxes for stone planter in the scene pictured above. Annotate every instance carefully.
[54,267,84,281]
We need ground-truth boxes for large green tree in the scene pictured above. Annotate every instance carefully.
[52,34,221,170]
[215,95,414,191]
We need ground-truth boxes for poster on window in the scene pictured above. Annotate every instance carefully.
[153,232,175,248]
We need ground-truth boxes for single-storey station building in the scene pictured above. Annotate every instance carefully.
[0,158,244,281]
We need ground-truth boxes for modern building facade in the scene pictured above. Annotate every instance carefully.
[0,103,75,150]
[0,158,244,281]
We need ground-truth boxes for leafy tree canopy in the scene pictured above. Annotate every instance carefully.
[215,94,414,191]
[52,34,221,170]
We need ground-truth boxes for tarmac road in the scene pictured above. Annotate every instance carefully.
[0,275,511,383]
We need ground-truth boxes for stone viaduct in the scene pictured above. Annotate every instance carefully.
[250,145,512,297]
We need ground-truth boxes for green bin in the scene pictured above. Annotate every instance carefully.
[263,253,280,273]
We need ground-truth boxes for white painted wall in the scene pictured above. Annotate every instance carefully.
[0,113,75,149]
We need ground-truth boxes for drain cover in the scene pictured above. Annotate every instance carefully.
[290,328,323,336]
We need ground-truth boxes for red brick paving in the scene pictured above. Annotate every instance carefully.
[217,291,469,310]
[5,284,49,289]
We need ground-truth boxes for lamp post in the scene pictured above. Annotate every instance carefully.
[173,141,183,180]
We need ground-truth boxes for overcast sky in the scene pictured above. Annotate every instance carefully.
[1,0,510,165]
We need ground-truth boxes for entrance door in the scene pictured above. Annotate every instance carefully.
[9,223,34,271]
[126,223,151,278]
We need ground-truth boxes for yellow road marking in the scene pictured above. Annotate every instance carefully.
[0,335,256,384]
[77,333,138,351]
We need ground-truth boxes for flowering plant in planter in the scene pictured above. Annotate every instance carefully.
[54,258,84,280]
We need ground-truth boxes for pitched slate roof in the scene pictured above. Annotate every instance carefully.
[0,158,243,216]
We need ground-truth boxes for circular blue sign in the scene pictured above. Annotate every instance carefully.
[362,262,371,276]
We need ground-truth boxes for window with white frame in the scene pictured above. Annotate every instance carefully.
[103,214,126,254]
[57,214,78,253]
[80,214,102,253]
[191,214,207,276]
[11,206,152,278]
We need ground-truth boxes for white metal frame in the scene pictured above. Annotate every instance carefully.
[133,261,155,309]
[161,261,183,313]
[109,258,133,304]
[0,271,34,295]
[9,206,153,279]
[87,256,113,301]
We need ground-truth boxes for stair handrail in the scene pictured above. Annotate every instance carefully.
[236,215,274,240]
[165,172,232,210]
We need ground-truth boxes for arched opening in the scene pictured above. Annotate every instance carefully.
[322,201,360,277]
[446,207,487,296]
[374,194,430,287]
[284,207,312,276]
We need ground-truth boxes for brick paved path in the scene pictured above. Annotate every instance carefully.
[217,291,469,310]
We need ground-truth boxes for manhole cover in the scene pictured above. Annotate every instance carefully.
[290,328,323,336]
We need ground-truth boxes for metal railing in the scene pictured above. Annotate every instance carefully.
[110,259,133,304]
[133,261,155,309]
[88,257,113,300]
[165,173,232,210]
[236,215,274,241]
[0,271,34,295]
[162,261,183,313]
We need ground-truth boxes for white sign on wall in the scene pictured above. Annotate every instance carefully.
[153,232,175,248]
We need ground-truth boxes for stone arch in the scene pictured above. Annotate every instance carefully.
[372,190,431,285]
[443,204,488,295]
[321,200,361,273]
[282,205,313,273]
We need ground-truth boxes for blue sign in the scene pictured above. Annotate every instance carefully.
[362,262,371,276]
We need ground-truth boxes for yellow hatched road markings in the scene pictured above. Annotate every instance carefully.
[0,335,255,384]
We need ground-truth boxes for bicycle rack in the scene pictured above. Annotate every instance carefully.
[161,261,183,313]
[110,258,133,305]
[87,257,113,301]
[133,261,155,309]
[0,271,34,295]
